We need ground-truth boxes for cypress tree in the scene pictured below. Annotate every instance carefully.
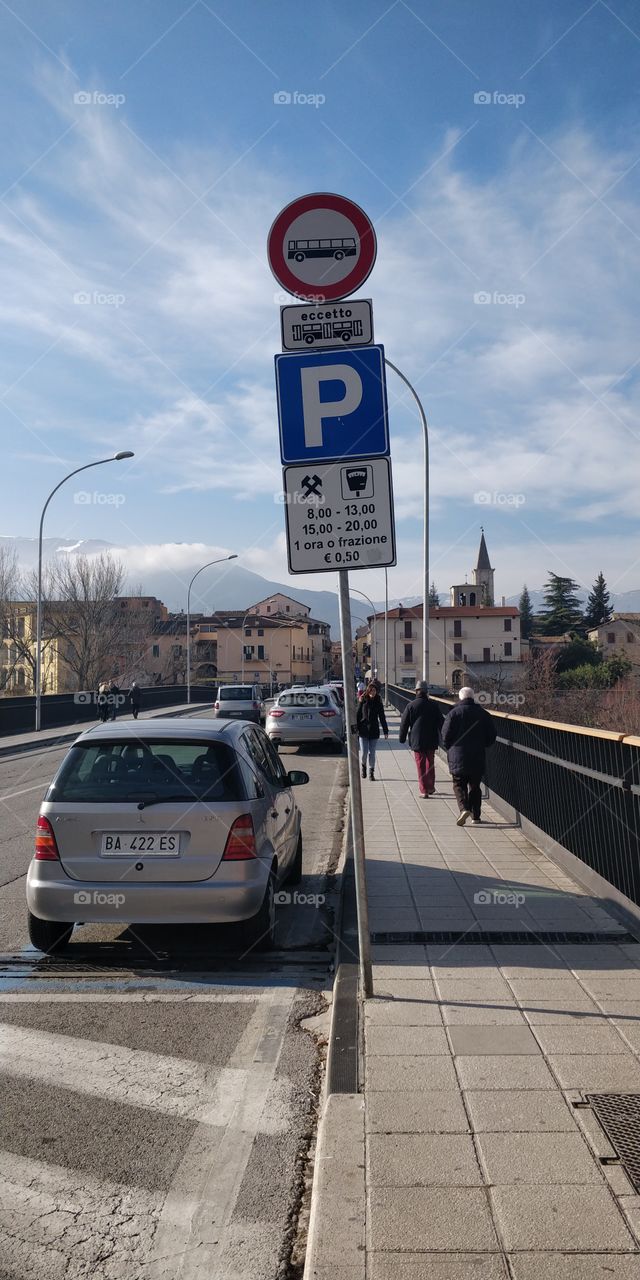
[518,585,534,640]
[584,571,611,629]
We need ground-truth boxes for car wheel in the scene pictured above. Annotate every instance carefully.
[242,870,276,952]
[28,912,74,954]
[288,833,303,886]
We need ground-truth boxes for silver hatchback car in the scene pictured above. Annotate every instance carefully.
[26,719,308,954]
[266,686,345,751]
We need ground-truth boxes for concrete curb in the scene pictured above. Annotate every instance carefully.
[302,1092,366,1280]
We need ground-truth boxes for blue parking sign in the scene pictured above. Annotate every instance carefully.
[275,344,389,464]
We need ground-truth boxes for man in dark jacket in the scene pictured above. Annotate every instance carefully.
[128,682,142,719]
[398,682,444,798]
[356,682,388,780]
[441,686,497,825]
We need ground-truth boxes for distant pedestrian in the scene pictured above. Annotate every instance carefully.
[108,679,120,721]
[356,680,366,700]
[97,682,109,723]
[356,681,388,781]
[398,681,444,798]
[128,681,142,720]
[441,687,497,826]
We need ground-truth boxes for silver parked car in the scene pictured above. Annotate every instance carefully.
[266,686,345,751]
[26,719,308,954]
[213,684,264,724]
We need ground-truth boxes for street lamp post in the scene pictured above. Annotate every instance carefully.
[186,555,238,703]
[384,358,430,683]
[384,567,389,704]
[35,451,135,732]
[351,587,378,678]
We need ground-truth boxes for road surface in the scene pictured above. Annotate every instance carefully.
[0,709,347,1280]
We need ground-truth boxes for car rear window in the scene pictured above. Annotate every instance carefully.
[218,687,254,701]
[47,740,245,803]
[278,692,329,707]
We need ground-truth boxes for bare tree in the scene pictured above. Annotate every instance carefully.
[49,553,126,690]
[0,547,18,691]
[1,566,60,693]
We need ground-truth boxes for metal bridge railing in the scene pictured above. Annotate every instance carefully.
[385,683,640,912]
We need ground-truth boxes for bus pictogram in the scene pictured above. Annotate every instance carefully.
[291,317,364,345]
[287,237,357,263]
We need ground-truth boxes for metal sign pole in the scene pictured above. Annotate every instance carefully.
[338,569,373,999]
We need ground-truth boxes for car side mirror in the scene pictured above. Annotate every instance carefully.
[286,770,309,787]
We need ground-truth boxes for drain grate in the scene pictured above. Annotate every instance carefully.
[587,1094,640,1193]
[371,930,638,946]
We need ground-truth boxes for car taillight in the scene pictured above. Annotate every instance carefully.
[252,701,260,709]
[35,815,59,861]
[319,709,337,717]
[270,709,285,717]
[223,815,257,860]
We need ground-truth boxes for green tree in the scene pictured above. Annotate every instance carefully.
[518,584,534,640]
[554,636,601,673]
[428,582,440,608]
[539,572,584,635]
[584,571,611,629]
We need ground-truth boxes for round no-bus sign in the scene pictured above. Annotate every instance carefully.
[267,192,377,302]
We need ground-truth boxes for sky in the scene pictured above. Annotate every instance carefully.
[1,0,640,614]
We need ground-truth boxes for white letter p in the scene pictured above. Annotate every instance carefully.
[300,364,363,448]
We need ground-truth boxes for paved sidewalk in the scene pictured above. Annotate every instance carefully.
[308,713,640,1279]
[0,702,198,755]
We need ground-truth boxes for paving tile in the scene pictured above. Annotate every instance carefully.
[490,1184,635,1250]
[456,1054,557,1090]
[366,1025,450,1056]
[374,979,438,1001]
[464,1089,578,1132]
[367,1055,458,1091]
[477,1130,601,1184]
[369,1255,509,1280]
[548,1053,640,1090]
[365,999,443,1027]
[368,1132,482,1186]
[510,979,596,1002]
[369,1186,498,1252]
[532,1023,629,1054]
[509,1257,640,1280]
[522,1000,605,1024]
[366,1088,469,1135]
[443,1003,527,1026]
[448,1025,540,1055]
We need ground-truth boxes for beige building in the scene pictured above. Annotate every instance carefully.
[588,614,640,682]
[1,603,72,694]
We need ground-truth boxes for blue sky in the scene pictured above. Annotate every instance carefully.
[2,0,640,610]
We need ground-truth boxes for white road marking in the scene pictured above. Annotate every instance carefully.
[0,1151,161,1272]
[0,1021,290,1129]
[0,991,269,1002]
[148,986,296,1280]
[0,781,48,801]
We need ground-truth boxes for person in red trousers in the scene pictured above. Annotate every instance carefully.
[398,681,444,798]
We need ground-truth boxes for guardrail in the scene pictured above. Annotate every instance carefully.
[0,685,213,736]
[385,683,640,915]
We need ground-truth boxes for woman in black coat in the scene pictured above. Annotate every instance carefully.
[356,683,388,780]
[398,682,444,797]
